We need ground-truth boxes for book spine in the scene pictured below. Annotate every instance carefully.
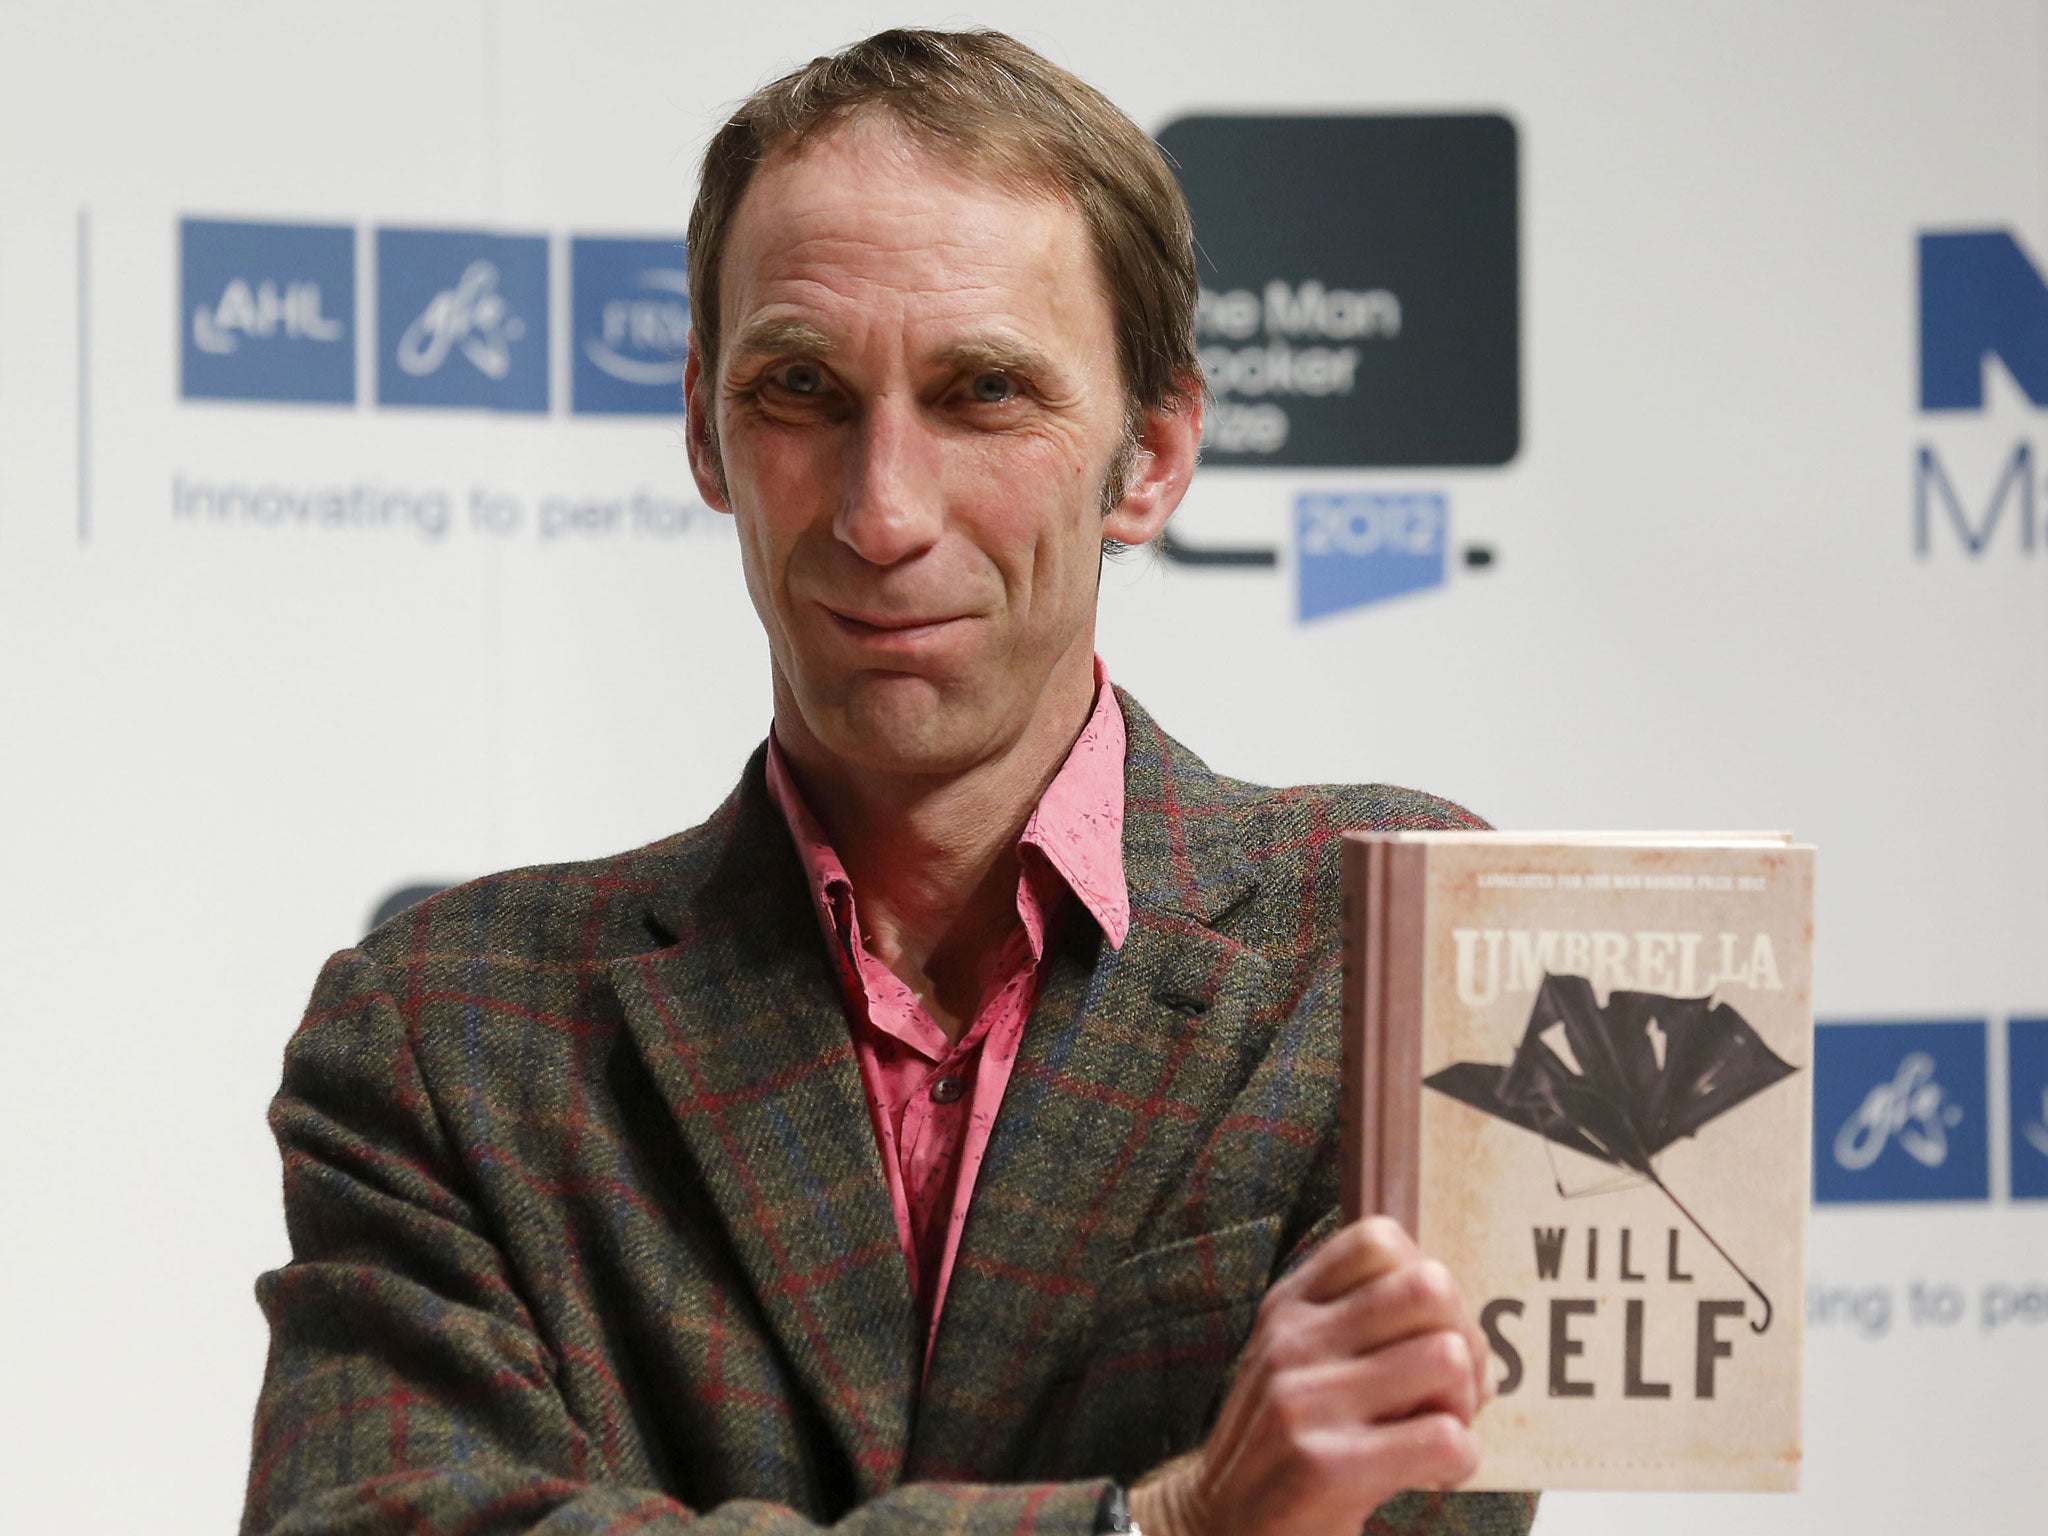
[1339,834,1371,1224]
[1377,842,1428,1236]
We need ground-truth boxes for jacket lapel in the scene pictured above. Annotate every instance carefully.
[911,693,1272,1477]
[609,757,916,1500]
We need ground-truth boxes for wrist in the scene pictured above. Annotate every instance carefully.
[1128,1453,1204,1536]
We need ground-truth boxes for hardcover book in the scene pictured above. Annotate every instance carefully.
[1341,831,1815,1490]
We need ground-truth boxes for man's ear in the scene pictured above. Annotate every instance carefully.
[1101,383,1204,547]
[683,336,732,514]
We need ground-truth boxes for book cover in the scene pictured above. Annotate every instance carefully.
[1342,833,1814,1491]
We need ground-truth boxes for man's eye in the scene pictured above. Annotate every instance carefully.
[776,363,825,395]
[967,372,1016,404]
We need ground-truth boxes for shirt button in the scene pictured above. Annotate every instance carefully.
[929,1075,965,1104]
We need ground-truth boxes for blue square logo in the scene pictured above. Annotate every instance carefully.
[2008,1017,2048,1200]
[1295,491,1448,620]
[375,228,549,412]
[571,236,690,415]
[180,218,355,404]
[1812,1020,1990,1203]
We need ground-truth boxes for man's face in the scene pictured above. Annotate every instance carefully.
[686,115,1192,781]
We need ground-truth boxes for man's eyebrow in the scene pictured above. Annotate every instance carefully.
[729,317,834,361]
[940,336,1058,378]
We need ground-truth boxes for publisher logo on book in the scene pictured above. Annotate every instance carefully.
[180,218,355,405]
[1913,228,2048,561]
[1812,1020,1989,1203]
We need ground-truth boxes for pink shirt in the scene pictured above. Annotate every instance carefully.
[764,663,1130,1360]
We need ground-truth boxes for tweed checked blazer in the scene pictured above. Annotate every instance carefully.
[243,692,1537,1536]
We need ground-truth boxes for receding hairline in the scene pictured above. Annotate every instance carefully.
[686,26,1203,455]
[701,99,1144,365]
[714,129,1104,393]
[758,98,1083,207]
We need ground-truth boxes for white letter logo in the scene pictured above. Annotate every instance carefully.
[192,278,343,355]
[1833,1053,1963,1170]
[398,261,525,379]
[584,269,690,385]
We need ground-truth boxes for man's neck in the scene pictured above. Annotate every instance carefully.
[772,653,1100,1041]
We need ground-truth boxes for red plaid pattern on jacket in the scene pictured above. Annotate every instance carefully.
[242,692,1538,1536]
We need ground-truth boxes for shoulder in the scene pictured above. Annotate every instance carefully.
[1220,774,1490,843]
[352,833,685,980]
[1227,776,1488,942]
[1132,694,1486,873]
[352,762,761,980]
[1115,686,1486,843]
[1118,691,1486,954]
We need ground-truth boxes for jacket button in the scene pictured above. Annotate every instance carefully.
[930,1075,965,1104]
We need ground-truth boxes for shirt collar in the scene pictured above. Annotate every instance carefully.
[763,657,1130,952]
[1017,656,1129,949]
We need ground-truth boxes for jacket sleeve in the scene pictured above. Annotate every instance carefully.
[241,949,1112,1536]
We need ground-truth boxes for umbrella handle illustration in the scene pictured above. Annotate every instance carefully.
[1648,1172,1773,1334]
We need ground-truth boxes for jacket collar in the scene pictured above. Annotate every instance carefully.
[611,692,1265,1490]
[1113,686,1258,930]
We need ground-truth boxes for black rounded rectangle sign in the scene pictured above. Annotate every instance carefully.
[1158,114,1520,468]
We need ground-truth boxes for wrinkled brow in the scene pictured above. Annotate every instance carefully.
[729,316,834,361]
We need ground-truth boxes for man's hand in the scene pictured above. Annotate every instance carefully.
[1130,1218,1492,1536]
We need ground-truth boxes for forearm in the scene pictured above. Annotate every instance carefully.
[249,1215,1117,1536]
[1130,1459,1534,1536]
[247,950,1115,1536]
[259,1469,1112,1536]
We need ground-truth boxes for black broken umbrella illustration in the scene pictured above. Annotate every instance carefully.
[1425,973,1800,1333]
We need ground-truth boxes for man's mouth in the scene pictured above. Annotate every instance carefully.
[825,607,966,640]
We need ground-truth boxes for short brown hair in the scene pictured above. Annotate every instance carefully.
[687,27,1199,424]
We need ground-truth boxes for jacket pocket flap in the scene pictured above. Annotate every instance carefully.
[1092,1212,1285,1338]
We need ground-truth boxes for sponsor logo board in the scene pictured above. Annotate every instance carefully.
[571,236,690,415]
[1159,114,1519,468]
[375,227,549,412]
[1919,231,2048,412]
[2008,1017,2048,1200]
[180,218,355,405]
[1296,491,1448,619]
[1913,228,2048,559]
[1812,1020,1990,1204]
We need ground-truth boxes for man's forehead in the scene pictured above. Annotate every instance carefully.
[720,118,1100,311]
[752,111,1065,230]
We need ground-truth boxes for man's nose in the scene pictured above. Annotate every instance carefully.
[833,400,943,567]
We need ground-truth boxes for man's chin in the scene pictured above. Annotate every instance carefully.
[805,675,999,781]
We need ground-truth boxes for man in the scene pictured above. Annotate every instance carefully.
[243,29,1534,1536]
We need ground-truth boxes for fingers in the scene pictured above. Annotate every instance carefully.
[1340,1257,1492,1410]
[1284,1215,1417,1305]
[1220,1398,1482,1534]
[1268,1229,1494,1410]
[1194,1219,1494,1536]
[1240,1412,1480,1514]
[1267,1328,1482,1429]
[1349,1411,1482,1497]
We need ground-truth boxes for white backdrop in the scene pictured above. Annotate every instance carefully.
[1,2,2043,1532]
